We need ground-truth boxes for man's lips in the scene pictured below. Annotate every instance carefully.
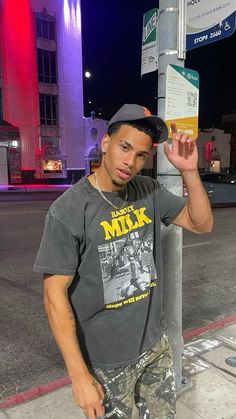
[117,169,131,180]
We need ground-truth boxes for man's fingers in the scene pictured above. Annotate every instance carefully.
[94,379,105,400]
[187,138,196,147]
[170,122,194,143]
[170,121,177,134]
[95,402,105,417]
[86,403,104,419]
[175,132,194,145]
[85,406,96,419]
[163,141,170,157]
[97,385,105,401]
[84,399,104,419]
[180,134,189,144]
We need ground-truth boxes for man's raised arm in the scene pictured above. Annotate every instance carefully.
[163,122,213,234]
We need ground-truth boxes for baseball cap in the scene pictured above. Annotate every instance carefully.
[108,104,168,143]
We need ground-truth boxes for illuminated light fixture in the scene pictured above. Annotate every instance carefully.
[63,0,70,27]
[85,71,91,78]
[75,0,81,31]
[43,159,62,173]
[63,0,81,31]
[71,2,76,29]
[11,140,19,148]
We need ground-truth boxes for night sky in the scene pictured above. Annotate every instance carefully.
[81,1,236,129]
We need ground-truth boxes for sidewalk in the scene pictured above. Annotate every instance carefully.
[0,183,71,193]
[1,319,236,419]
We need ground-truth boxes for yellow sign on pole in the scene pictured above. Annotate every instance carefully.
[165,65,199,139]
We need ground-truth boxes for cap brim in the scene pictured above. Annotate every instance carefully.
[108,115,168,143]
[140,116,168,143]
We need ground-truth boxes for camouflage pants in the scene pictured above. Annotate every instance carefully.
[91,335,176,419]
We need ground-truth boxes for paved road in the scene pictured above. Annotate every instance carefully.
[183,207,236,329]
[0,195,235,401]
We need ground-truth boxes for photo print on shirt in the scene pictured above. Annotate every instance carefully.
[98,231,157,308]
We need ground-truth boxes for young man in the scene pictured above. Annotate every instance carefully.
[34,104,213,419]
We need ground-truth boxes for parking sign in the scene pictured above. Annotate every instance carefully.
[186,0,236,50]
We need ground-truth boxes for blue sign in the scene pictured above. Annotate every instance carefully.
[187,11,236,50]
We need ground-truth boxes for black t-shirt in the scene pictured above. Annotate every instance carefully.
[34,176,186,368]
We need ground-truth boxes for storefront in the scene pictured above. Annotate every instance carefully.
[35,144,67,181]
[0,121,21,184]
[84,144,102,175]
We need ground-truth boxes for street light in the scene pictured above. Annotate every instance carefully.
[84,71,91,78]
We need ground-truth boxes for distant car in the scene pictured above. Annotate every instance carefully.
[200,172,236,207]
[183,172,236,206]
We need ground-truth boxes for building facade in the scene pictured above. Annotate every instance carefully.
[222,111,236,174]
[0,0,84,184]
[197,129,231,173]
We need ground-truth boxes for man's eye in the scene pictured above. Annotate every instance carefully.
[138,154,146,160]
[121,144,128,150]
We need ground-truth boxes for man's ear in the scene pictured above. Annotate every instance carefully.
[101,134,111,154]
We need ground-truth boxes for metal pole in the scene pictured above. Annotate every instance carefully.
[157,0,186,394]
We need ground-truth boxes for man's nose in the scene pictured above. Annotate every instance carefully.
[124,152,136,168]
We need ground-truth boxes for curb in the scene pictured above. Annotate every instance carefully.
[1,314,236,410]
[183,314,236,341]
[0,377,71,409]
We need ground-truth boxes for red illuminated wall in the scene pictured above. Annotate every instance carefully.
[0,0,39,170]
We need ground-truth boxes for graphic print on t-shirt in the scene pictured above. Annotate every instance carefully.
[98,230,157,309]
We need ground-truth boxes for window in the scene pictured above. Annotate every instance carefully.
[36,17,55,40]
[0,88,3,120]
[43,159,62,173]
[39,94,58,126]
[41,136,60,150]
[37,49,57,84]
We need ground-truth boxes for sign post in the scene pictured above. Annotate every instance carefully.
[156,0,186,394]
[186,0,236,50]
[165,64,199,139]
[141,0,236,396]
[141,8,159,76]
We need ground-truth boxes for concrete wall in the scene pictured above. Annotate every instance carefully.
[33,0,84,169]
[83,117,108,153]
[56,0,84,169]
[83,117,107,174]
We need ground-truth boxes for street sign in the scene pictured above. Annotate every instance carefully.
[141,8,159,76]
[186,0,236,50]
[165,65,199,139]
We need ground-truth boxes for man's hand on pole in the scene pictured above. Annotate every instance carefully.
[165,122,213,234]
[163,121,198,173]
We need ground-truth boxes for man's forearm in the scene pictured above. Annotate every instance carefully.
[182,169,213,233]
[43,276,105,417]
[44,287,89,381]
